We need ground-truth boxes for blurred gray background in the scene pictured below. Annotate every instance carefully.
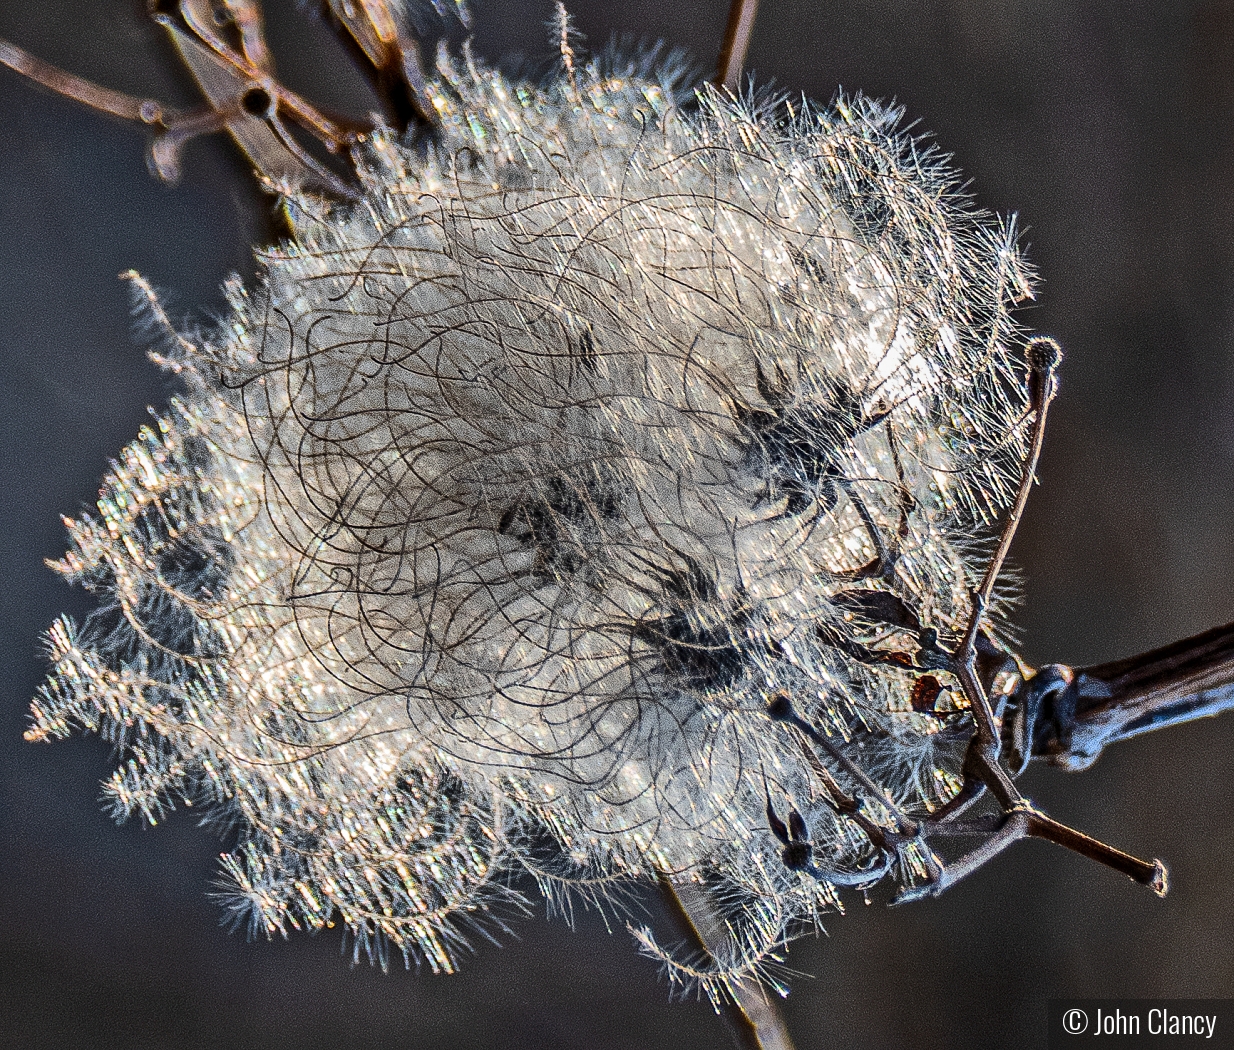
[1,2,1233,1047]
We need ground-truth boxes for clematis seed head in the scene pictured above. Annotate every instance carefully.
[32,36,1038,994]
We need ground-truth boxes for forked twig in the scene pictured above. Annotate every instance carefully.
[770,336,1170,904]
[0,0,418,195]
[898,804,1167,903]
[898,337,1171,900]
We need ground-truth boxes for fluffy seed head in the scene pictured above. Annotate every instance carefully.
[31,38,1036,992]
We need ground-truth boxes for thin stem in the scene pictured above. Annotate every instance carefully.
[1024,808,1167,893]
[655,875,797,1050]
[899,805,1167,903]
[972,338,1062,611]
[769,697,918,836]
[0,36,170,126]
[949,339,1063,806]
[317,0,439,133]
[893,337,1168,899]
[715,0,760,91]
[787,732,942,881]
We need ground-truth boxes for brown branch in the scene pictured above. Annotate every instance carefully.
[972,338,1062,618]
[0,35,170,126]
[715,0,761,91]
[899,805,1167,903]
[0,11,366,196]
[950,338,1062,808]
[893,339,1168,899]
[316,0,439,134]
[1031,620,1234,771]
[764,334,1165,905]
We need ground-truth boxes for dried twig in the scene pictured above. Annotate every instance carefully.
[0,35,169,125]
[1026,620,1234,771]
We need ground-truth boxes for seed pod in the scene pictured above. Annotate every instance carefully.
[30,25,1038,994]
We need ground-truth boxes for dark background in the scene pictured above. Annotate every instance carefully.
[1,2,1233,1048]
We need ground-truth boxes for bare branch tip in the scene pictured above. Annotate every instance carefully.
[1151,860,1170,897]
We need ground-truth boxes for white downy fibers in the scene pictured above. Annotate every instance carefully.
[31,36,1037,995]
